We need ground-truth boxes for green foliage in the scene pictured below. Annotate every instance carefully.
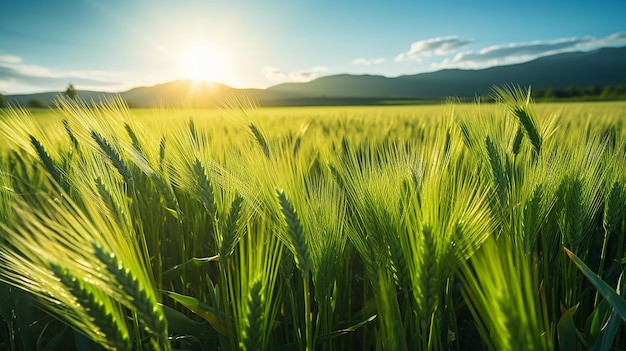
[27,98,47,108]
[65,84,77,100]
[461,236,553,350]
[0,95,625,350]
[565,249,626,322]
[534,84,626,101]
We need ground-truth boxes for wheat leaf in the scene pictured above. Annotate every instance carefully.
[565,248,626,321]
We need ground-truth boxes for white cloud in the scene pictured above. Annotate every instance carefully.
[11,64,60,78]
[289,66,328,82]
[261,66,286,81]
[395,36,473,62]
[66,69,126,82]
[431,32,626,70]
[352,57,385,65]
[0,55,128,93]
[598,32,626,46]
[0,55,22,64]
[262,65,328,83]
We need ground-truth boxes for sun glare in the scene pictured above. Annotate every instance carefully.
[177,42,230,83]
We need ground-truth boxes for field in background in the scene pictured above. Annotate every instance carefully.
[21,100,626,127]
[1,95,626,350]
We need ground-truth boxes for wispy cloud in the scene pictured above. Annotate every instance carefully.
[395,36,473,62]
[0,55,127,93]
[262,65,328,83]
[431,32,626,69]
[0,55,22,64]
[352,57,385,65]
[261,66,285,81]
[290,66,328,82]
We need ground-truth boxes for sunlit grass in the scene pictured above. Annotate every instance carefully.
[0,96,625,350]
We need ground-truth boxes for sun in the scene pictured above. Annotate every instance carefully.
[177,42,230,83]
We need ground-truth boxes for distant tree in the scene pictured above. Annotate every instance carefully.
[565,86,582,98]
[65,83,77,100]
[27,98,47,108]
[543,87,556,99]
[600,86,614,99]
[535,84,626,101]
[541,87,557,99]
[584,85,601,96]
[0,93,7,108]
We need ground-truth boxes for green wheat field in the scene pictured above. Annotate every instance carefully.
[1,87,626,350]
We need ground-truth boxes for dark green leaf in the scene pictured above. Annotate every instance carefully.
[162,256,219,281]
[160,303,217,339]
[164,291,230,337]
[565,248,626,321]
[557,303,579,351]
[590,272,624,351]
[41,326,69,351]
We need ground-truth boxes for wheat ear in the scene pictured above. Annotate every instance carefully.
[93,244,169,349]
[277,190,311,273]
[52,265,131,351]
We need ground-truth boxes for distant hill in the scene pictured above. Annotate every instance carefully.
[122,80,243,107]
[5,46,626,107]
[5,90,117,107]
[266,46,626,100]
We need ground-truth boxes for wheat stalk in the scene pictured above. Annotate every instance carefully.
[564,177,584,253]
[95,177,122,225]
[93,244,169,350]
[277,190,311,273]
[193,158,217,217]
[511,126,524,157]
[30,135,69,193]
[90,130,133,187]
[597,180,623,294]
[250,123,271,159]
[513,106,542,156]
[188,119,200,149]
[219,193,243,260]
[603,181,623,235]
[485,135,508,207]
[52,265,131,351]
[241,278,264,351]
[493,85,542,156]
[62,119,80,151]
[158,136,166,171]
[418,225,438,323]
[124,123,143,154]
[387,229,412,296]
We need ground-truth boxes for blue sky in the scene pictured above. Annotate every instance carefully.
[1,0,625,94]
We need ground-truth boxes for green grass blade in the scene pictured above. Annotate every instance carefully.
[160,304,218,339]
[557,303,579,350]
[161,256,219,282]
[587,300,611,343]
[565,248,626,321]
[163,291,230,337]
[590,272,624,351]
[40,327,70,351]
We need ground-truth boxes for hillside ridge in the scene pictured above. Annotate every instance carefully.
[5,46,626,107]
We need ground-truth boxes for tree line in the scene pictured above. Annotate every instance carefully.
[0,84,77,108]
[533,84,626,101]
[2,84,626,109]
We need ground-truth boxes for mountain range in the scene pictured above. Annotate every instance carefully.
[5,46,626,107]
